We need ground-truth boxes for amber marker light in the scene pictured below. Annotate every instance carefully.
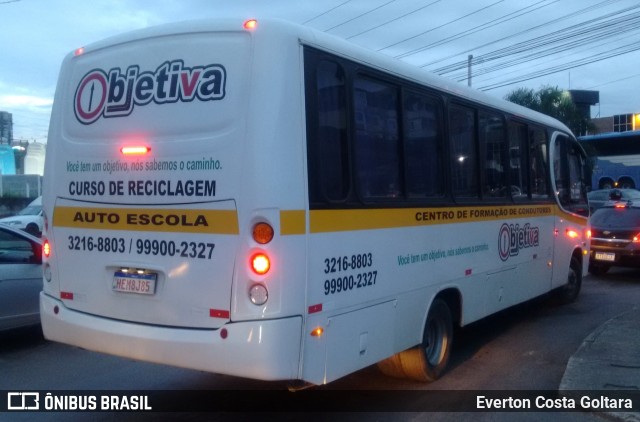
[120,146,150,156]
[566,229,579,239]
[310,327,324,337]
[253,222,274,244]
[243,19,258,30]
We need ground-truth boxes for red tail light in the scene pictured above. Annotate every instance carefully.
[251,253,270,275]
[43,239,51,258]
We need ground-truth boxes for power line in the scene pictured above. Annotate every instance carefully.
[378,0,505,52]
[465,29,638,85]
[394,0,558,60]
[303,0,353,25]
[450,10,640,81]
[478,40,640,90]
[418,0,621,70]
[435,2,640,77]
[346,0,442,40]
[586,72,640,89]
[323,0,397,32]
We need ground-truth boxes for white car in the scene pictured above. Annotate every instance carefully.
[0,196,43,237]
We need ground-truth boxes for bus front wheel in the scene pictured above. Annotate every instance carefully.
[400,298,453,382]
[557,256,582,304]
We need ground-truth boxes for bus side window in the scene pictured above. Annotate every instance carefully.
[450,105,479,199]
[508,122,530,201]
[403,92,444,198]
[353,77,401,200]
[479,111,507,198]
[314,60,350,202]
[530,127,550,199]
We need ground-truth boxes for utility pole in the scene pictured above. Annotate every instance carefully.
[467,55,473,87]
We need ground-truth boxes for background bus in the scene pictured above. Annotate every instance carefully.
[41,18,590,386]
[579,131,640,189]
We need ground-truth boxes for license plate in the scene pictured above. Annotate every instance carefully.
[594,252,615,262]
[113,271,157,295]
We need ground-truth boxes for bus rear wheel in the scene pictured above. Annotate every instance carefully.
[400,298,453,382]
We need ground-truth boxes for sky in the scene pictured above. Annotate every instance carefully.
[1,0,639,142]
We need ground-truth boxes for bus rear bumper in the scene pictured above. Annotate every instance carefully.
[40,292,302,381]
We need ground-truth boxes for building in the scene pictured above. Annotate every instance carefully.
[590,113,640,134]
[0,111,12,144]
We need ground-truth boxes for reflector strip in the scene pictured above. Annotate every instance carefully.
[308,304,322,314]
[61,292,74,300]
[210,309,230,319]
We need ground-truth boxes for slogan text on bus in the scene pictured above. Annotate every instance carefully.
[74,60,226,124]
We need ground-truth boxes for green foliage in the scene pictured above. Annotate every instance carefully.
[504,85,593,135]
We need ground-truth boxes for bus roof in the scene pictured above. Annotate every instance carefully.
[71,17,572,136]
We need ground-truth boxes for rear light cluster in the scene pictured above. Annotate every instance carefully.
[42,211,52,282]
[43,239,51,258]
[248,222,273,306]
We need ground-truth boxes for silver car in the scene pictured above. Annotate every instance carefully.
[0,224,42,331]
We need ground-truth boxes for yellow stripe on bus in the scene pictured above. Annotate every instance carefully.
[53,206,239,234]
[280,210,306,235]
[309,205,584,233]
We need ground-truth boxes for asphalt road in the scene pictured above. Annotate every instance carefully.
[1,268,639,421]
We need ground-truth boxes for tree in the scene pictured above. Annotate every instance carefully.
[504,85,590,135]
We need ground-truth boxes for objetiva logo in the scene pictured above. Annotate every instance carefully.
[74,60,226,124]
[498,222,540,261]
